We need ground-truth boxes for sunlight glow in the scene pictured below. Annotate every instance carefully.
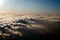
[0,0,4,6]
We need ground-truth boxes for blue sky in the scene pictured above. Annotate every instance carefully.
[0,0,60,14]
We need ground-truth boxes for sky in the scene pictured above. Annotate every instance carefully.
[0,0,60,14]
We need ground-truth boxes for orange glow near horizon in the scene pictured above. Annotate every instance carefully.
[0,10,15,15]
